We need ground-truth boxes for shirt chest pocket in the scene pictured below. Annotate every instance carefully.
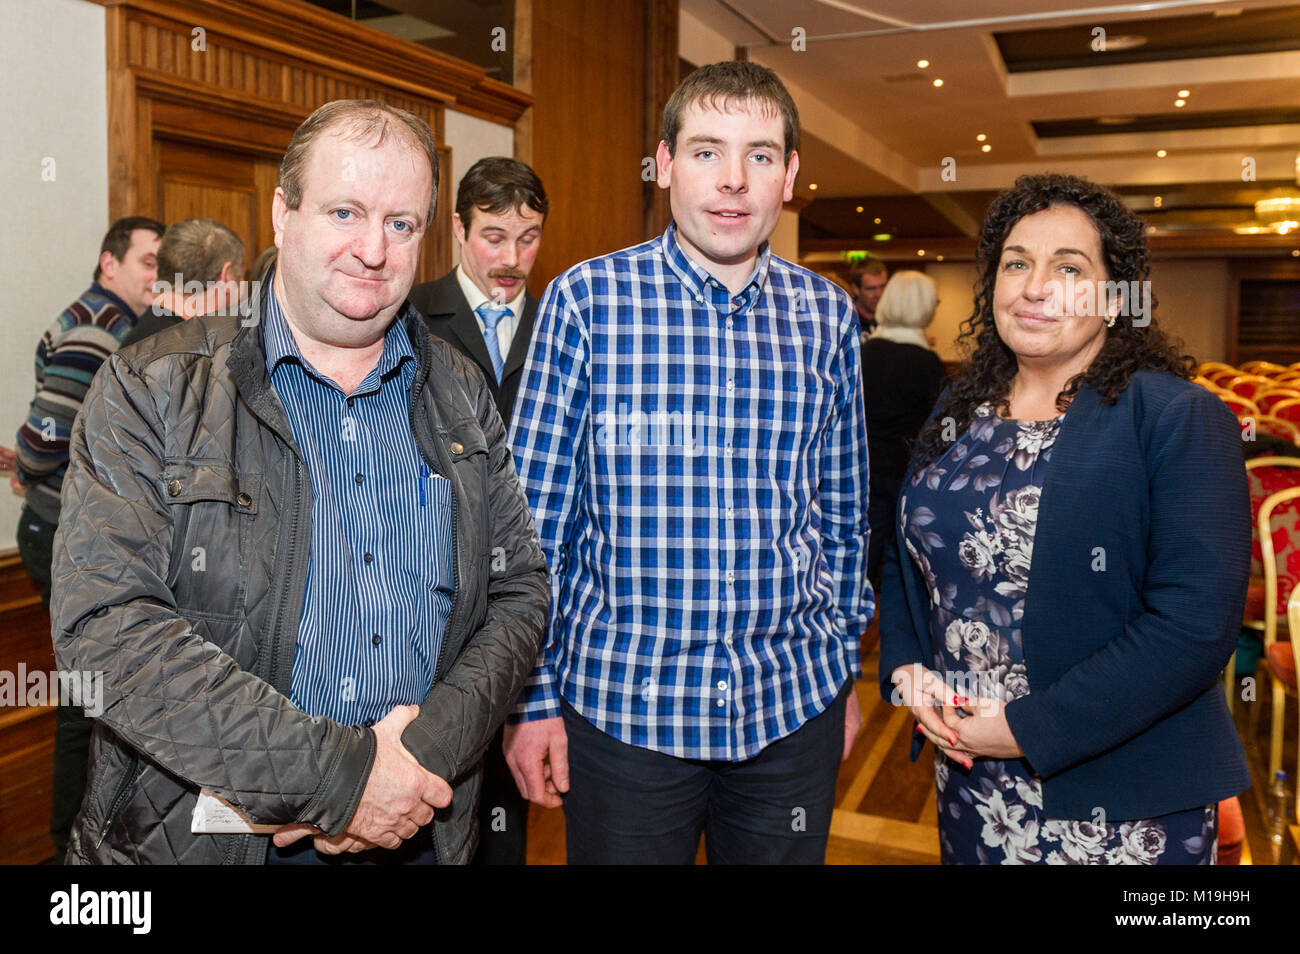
[160,460,261,619]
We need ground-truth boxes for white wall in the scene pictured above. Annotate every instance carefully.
[1,0,108,551]
[442,110,516,266]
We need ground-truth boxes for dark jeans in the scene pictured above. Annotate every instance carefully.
[18,504,92,864]
[561,680,849,864]
[472,725,528,864]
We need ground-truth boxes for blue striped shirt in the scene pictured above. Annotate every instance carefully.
[509,224,873,760]
[265,290,454,727]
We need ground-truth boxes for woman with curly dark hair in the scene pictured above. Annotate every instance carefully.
[879,173,1250,864]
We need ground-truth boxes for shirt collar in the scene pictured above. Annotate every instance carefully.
[456,264,524,320]
[90,282,142,321]
[263,280,414,385]
[660,222,769,312]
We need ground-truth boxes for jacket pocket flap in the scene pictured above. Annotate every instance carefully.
[160,461,260,514]
[440,428,488,460]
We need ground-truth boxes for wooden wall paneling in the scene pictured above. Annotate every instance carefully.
[644,0,679,239]
[529,0,649,292]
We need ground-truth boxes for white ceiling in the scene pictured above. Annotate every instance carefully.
[681,0,1300,212]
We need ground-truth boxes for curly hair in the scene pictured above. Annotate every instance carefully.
[912,173,1194,468]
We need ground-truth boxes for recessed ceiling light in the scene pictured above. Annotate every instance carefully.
[917,59,930,69]
[1104,34,1147,50]
[809,183,818,190]
[1153,195,1163,207]
[981,144,992,153]
[1156,149,1167,158]
[932,78,944,88]
[976,133,987,142]
[917,249,926,256]
[856,206,864,213]
[1292,249,1300,257]
[1178,89,1190,98]
[874,217,882,225]
[936,254,944,261]
[1174,98,1186,107]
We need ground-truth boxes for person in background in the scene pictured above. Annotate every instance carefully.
[881,172,1249,864]
[120,217,245,348]
[860,270,948,586]
[12,214,163,863]
[249,244,278,284]
[849,258,888,334]
[406,155,548,864]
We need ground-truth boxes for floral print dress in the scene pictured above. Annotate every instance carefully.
[900,403,1217,865]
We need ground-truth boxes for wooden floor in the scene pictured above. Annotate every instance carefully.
[525,629,1300,865]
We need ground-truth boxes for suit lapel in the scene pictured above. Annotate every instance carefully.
[446,302,498,385]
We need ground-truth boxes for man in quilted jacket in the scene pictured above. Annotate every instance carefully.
[51,99,549,865]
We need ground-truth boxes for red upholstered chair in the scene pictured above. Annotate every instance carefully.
[1258,487,1300,782]
[1239,459,1300,713]
[1257,415,1300,445]
[1283,582,1300,829]
[1271,398,1300,426]
[1217,796,1245,865]
[1220,393,1260,419]
[1227,375,1275,400]
[1206,368,1241,386]
[1243,360,1290,376]
[1258,388,1300,413]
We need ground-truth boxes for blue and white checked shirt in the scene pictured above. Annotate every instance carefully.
[509,224,873,760]
[265,289,454,727]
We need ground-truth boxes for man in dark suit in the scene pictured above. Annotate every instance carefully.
[407,155,547,865]
[409,157,547,438]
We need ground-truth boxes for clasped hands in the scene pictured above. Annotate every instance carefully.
[891,663,1023,768]
[273,704,451,855]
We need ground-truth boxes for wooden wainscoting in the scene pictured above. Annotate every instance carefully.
[0,551,56,864]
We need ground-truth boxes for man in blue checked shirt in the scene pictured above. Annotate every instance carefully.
[505,62,874,864]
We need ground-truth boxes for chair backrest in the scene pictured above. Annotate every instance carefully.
[1243,360,1290,376]
[1258,388,1300,412]
[1272,398,1300,425]
[1246,458,1300,577]
[1228,375,1274,399]
[1206,368,1241,386]
[1256,415,1300,444]
[1220,392,1261,418]
[1260,486,1300,644]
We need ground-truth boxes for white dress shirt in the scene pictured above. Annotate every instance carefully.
[456,266,524,361]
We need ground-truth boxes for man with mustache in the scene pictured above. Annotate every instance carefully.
[407,155,547,865]
[409,157,546,452]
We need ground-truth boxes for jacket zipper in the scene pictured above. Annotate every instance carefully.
[95,753,140,849]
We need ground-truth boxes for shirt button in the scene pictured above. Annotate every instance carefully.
[726,379,734,391]
[725,635,733,646]
[724,443,734,456]
[725,571,734,584]
[346,398,355,408]
[726,508,734,518]
[725,318,733,329]
[716,699,725,708]
[371,634,381,646]
[362,718,374,728]
[354,473,365,484]
[363,552,374,564]
[716,680,727,691]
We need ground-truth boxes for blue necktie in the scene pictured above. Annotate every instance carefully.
[475,302,510,383]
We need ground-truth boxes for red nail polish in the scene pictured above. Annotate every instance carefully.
[914,724,923,733]
[954,696,967,706]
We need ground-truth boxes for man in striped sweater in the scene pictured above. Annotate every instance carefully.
[14,214,163,862]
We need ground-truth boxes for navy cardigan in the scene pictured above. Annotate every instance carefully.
[878,370,1251,820]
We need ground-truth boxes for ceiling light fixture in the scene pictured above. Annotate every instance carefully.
[936,255,944,262]
[1174,99,1186,107]
[874,217,882,225]
[856,206,864,213]
[1153,195,1163,207]
[809,183,818,191]
[1178,89,1190,98]
[1156,149,1167,158]
[917,249,926,256]
[917,59,929,69]
[981,144,992,153]
[932,78,944,87]
[976,133,987,142]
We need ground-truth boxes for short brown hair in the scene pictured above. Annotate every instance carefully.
[662,61,799,163]
[455,156,548,230]
[278,99,440,227]
[849,258,887,288]
[156,218,245,289]
[94,216,164,281]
